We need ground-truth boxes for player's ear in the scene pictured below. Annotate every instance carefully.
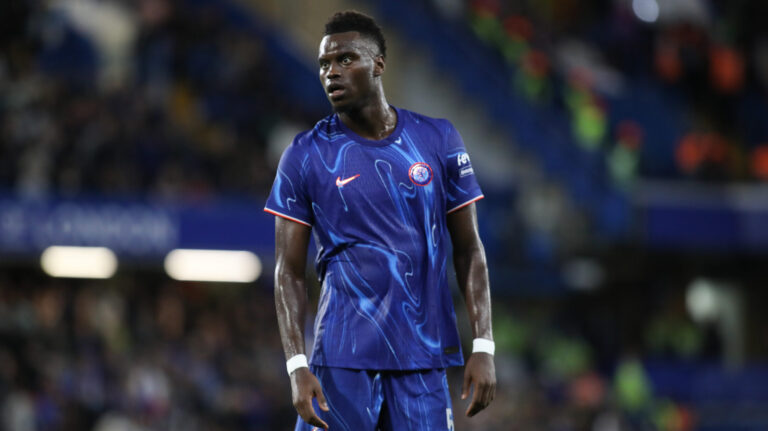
[373,55,385,77]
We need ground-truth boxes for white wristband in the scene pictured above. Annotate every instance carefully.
[472,338,495,355]
[286,354,309,375]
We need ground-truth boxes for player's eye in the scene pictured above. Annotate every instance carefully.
[340,56,352,65]
[319,60,329,69]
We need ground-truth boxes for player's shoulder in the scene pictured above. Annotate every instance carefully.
[398,108,456,137]
[283,113,330,142]
[281,115,334,156]
[303,113,344,145]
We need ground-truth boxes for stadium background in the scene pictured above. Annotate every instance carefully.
[1,0,768,430]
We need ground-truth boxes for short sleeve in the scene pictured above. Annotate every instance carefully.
[444,122,484,213]
[264,139,313,226]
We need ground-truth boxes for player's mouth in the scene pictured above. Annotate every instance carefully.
[327,83,346,99]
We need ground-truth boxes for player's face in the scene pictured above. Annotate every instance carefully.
[318,32,383,112]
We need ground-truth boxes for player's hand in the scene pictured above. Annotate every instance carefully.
[290,368,330,429]
[461,352,496,417]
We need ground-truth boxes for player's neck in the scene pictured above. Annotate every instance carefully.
[338,94,397,141]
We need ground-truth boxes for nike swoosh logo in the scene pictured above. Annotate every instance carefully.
[336,174,360,187]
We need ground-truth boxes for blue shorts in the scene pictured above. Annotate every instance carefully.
[294,366,455,431]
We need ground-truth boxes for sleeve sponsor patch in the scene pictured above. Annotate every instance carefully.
[457,152,474,177]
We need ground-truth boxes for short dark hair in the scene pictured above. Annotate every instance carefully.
[324,11,387,58]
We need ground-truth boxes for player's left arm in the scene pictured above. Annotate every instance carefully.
[447,202,496,417]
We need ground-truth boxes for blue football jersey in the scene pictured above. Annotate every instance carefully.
[265,107,483,370]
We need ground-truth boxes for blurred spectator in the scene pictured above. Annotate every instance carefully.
[750,144,768,181]
[674,131,734,181]
[565,73,608,151]
[709,43,745,95]
[608,120,643,189]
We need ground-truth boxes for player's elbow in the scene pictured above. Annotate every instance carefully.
[453,240,486,266]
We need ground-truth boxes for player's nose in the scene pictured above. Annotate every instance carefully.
[327,62,341,78]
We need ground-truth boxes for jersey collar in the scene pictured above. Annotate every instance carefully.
[334,105,405,147]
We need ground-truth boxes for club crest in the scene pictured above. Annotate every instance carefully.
[409,162,433,186]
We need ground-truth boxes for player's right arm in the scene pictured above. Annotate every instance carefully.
[274,216,329,429]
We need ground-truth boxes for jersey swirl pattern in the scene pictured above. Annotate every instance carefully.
[265,107,484,370]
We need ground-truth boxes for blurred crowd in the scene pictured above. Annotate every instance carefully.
[0,0,312,200]
[1,270,717,431]
[0,271,294,431]
[453,0,768,184]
